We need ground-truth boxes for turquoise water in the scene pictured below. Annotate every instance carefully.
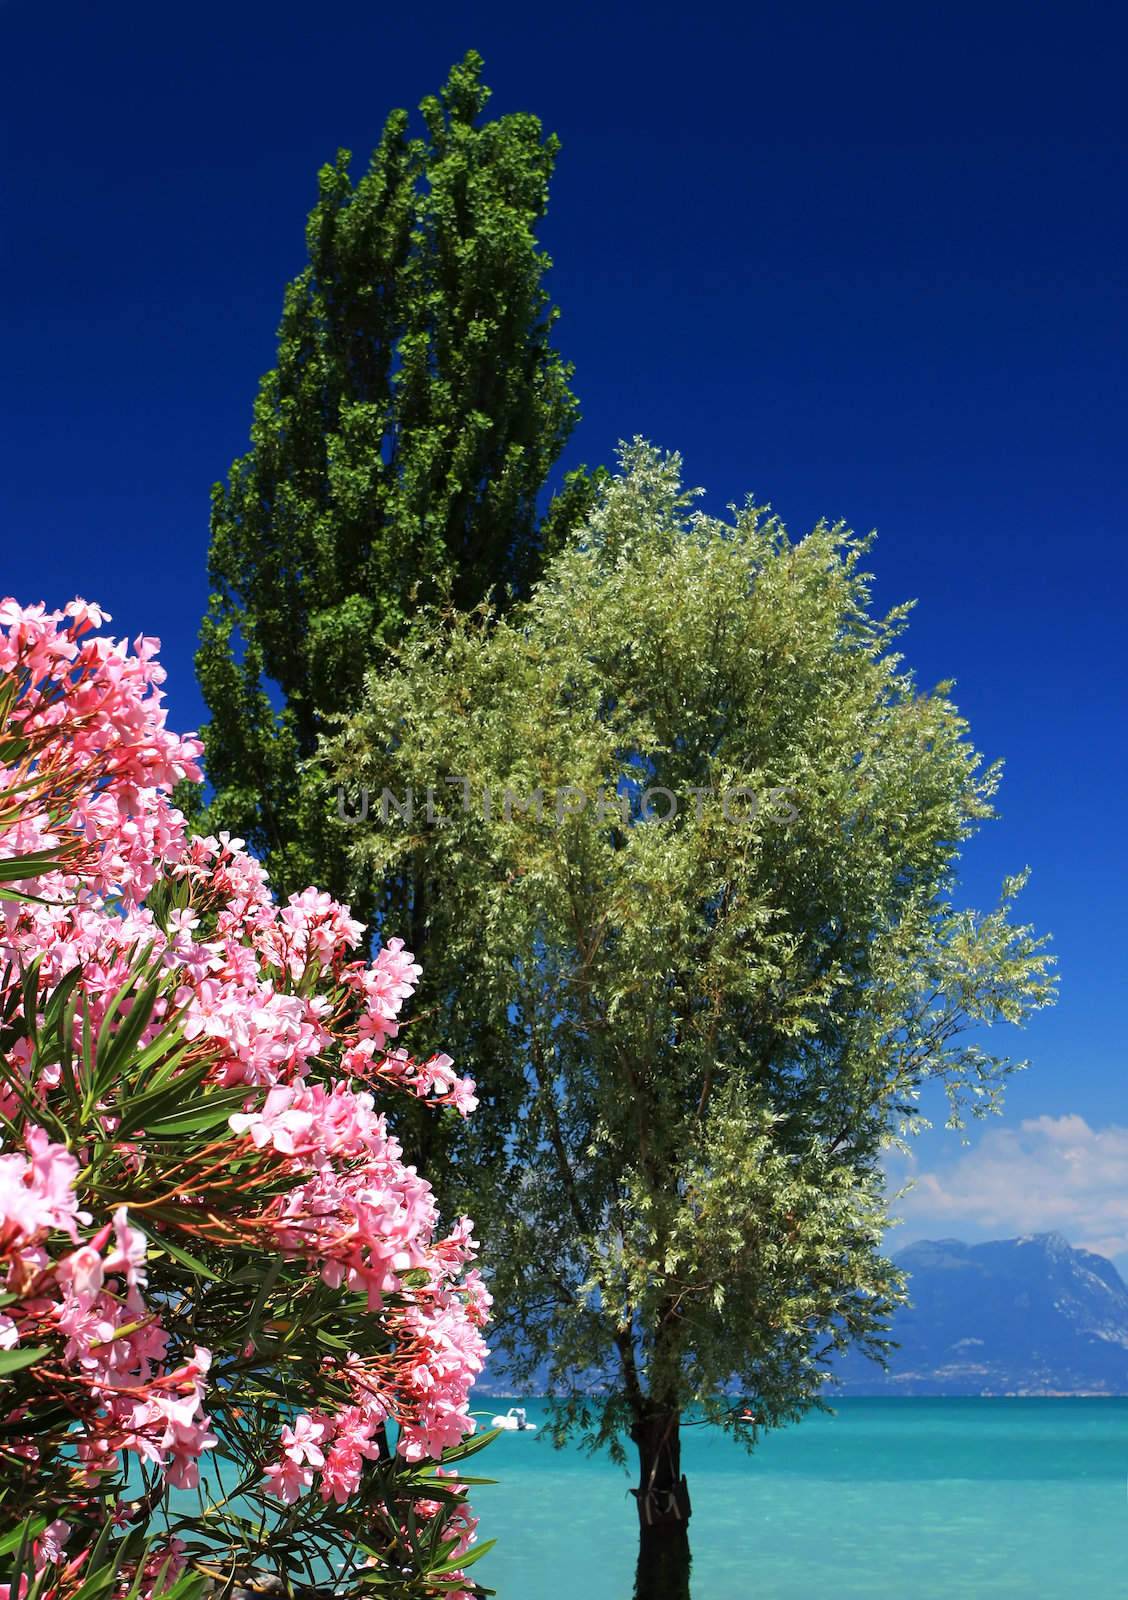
[469,1397,1128,1598]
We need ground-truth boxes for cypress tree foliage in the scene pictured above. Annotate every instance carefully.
[194,52,589,927]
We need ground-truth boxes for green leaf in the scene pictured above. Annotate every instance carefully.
[439,1426,500,1464]
[0,851,68,884]
[0,1345,49,1376]
[139,1225,221,1282]
[93,967,165,1095]
[140,1087,249,1136]
[0,1516,46,1556]
[429,1538,496,1577]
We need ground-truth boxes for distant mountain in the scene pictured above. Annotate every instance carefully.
[837,1233,1128,1395]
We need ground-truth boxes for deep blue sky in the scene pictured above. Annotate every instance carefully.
[3,2,1126,1254]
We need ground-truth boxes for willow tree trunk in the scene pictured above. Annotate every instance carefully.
[631,1409,692,1600]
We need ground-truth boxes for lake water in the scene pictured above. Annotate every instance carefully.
[469,1397,1128,1599]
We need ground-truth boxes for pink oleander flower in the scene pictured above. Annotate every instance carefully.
[280,1412,329,1468]
[0,598,489,1590]
[263,1455,314,1504]
[37,1520,70,1565]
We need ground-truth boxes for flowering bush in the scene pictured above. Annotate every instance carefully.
[0,601,491,1598]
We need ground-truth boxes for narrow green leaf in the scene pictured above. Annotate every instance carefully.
[0,1345,49,1375]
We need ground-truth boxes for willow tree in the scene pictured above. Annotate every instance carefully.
[194,51,588,927]
[325,443,1055,1597]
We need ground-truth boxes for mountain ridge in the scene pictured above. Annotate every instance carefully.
[837,1231,1128,1395]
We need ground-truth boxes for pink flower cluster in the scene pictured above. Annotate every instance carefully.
[0,599,489,1591]
[1,1128,218,1494]
[227,1080,492,1467]
[0,598,201,907]
[0,603,219,1517]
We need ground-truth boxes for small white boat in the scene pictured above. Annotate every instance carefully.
[491,1406,537,1432]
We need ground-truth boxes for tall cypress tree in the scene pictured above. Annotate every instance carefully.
[194,52,589,923]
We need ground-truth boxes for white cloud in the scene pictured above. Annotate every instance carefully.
[889,1114,1128,1261]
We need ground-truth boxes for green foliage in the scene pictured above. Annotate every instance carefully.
[194,51,591,921]
[325,441,1056,1454]
[1,1515,207,1600]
